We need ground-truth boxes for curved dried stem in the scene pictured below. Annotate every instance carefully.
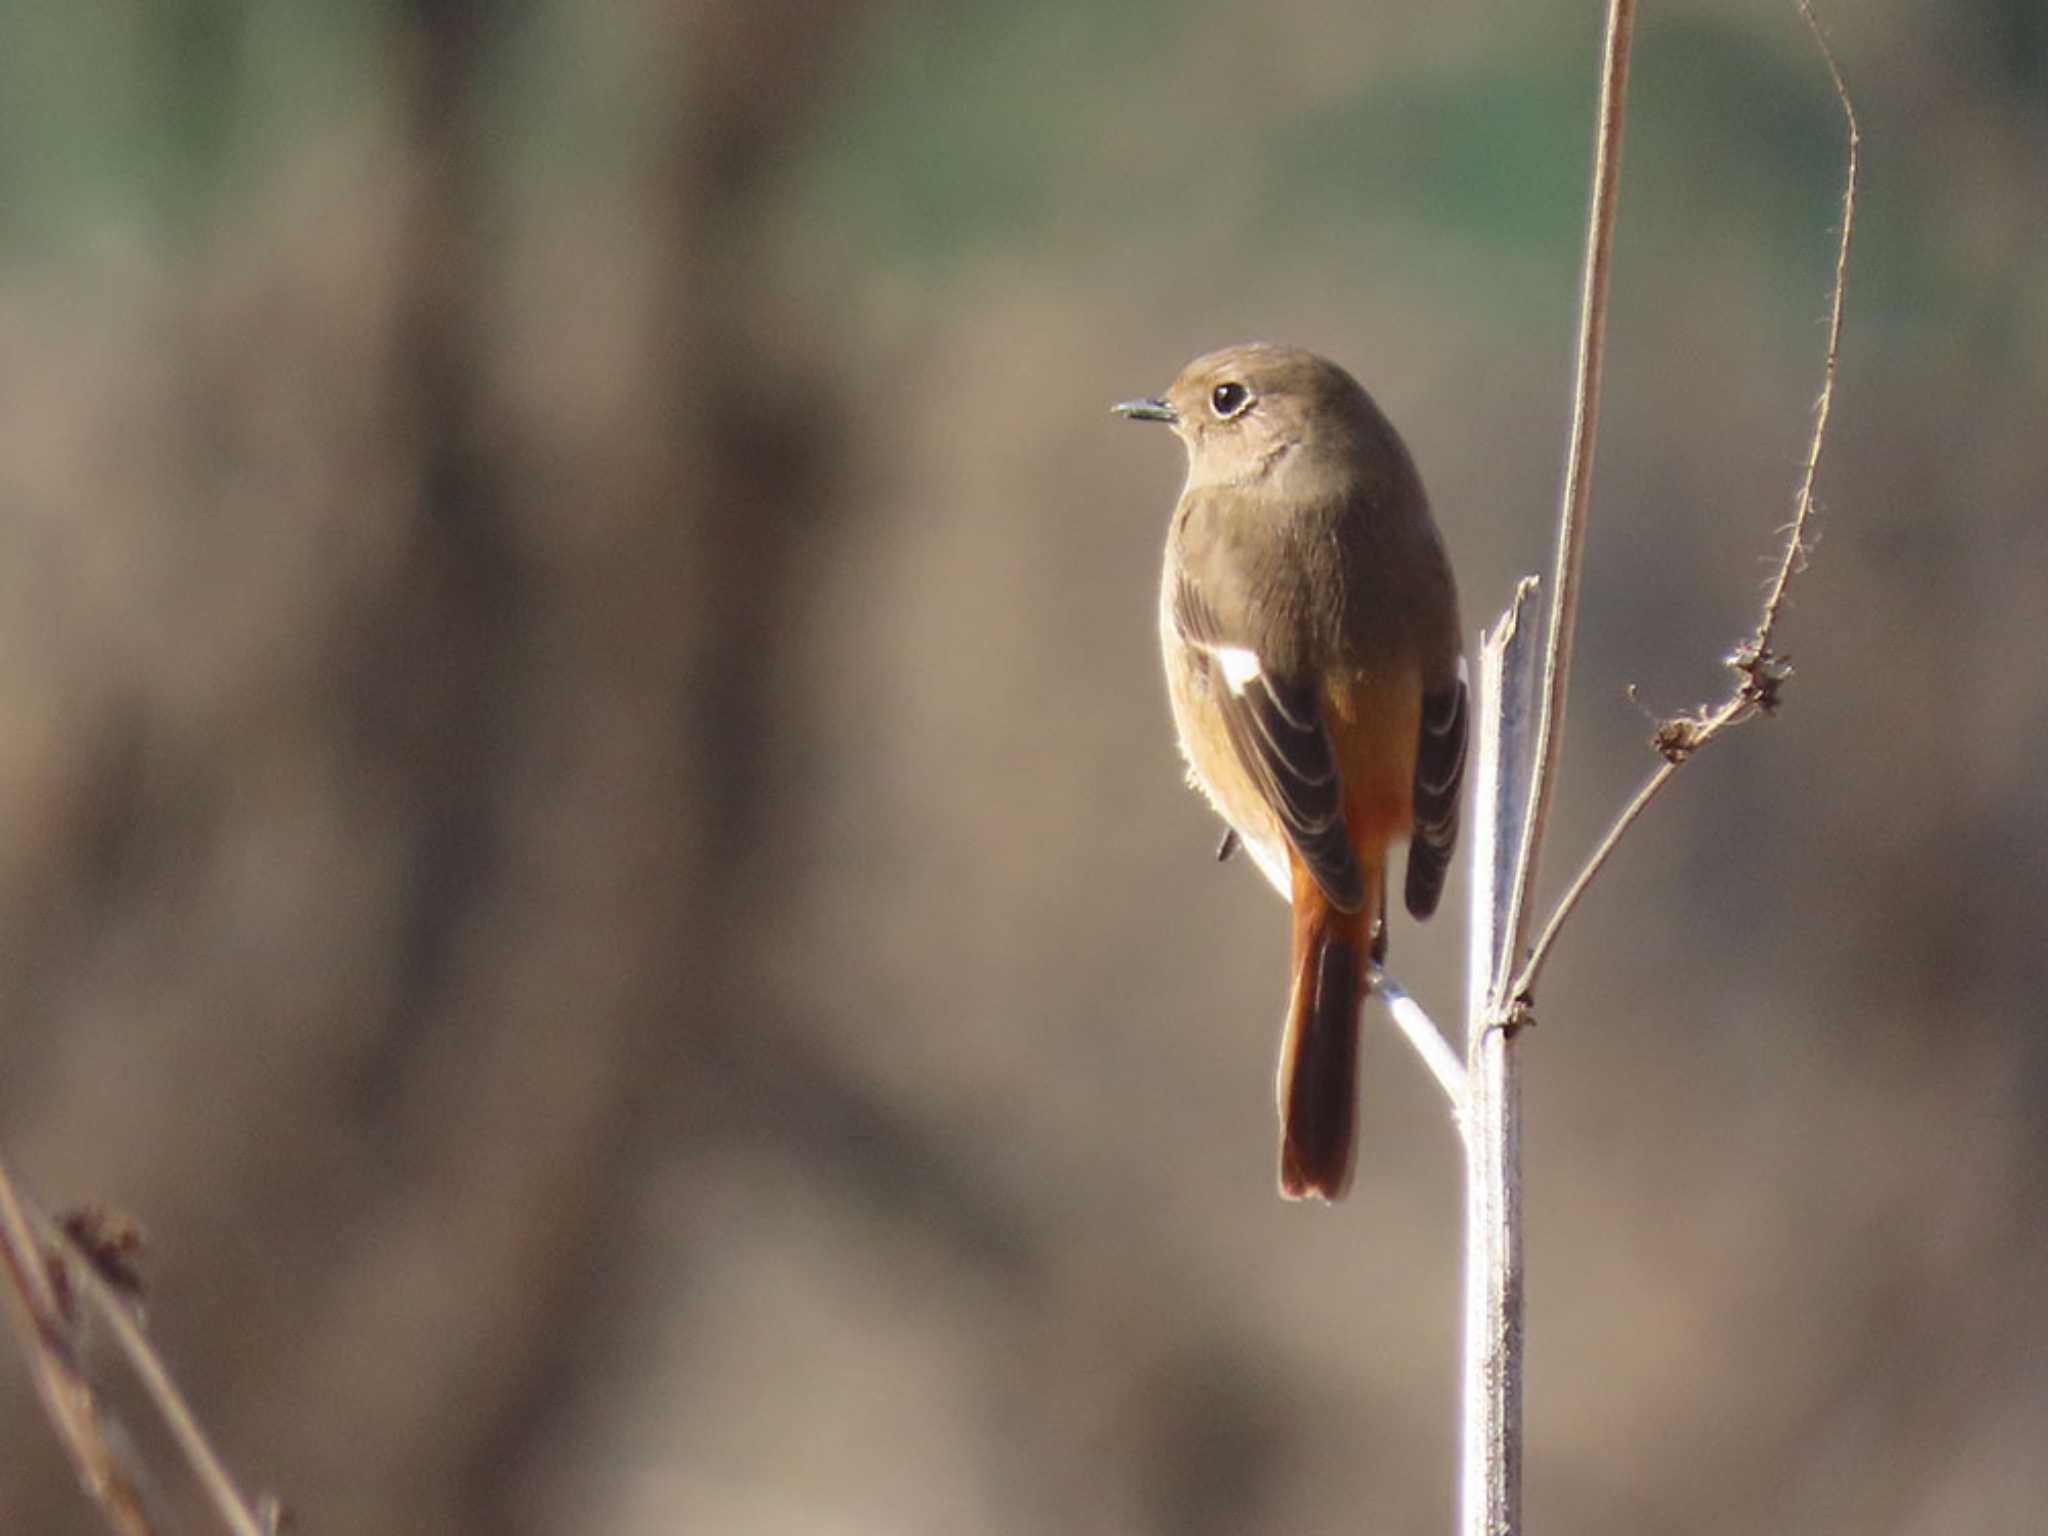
[1509,0,1859,1007]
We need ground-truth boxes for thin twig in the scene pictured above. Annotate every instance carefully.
[1512,690,1733,1004]
[0,1158,162,1535]
[1494,0,1636,1016]
[52,1222,271,1536]
[0,1156,62,1324]
[1508,2,1859,1006]
[1760,0,1858,657]
[0,1152,271,1536]
[1372,970,1467,1119]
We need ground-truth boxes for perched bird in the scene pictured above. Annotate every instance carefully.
[1116,344,1466,1201]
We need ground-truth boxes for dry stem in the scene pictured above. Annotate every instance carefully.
[1493,0,1637,1020]
[0,1154,271,1536]
[1507,0,1859,1007]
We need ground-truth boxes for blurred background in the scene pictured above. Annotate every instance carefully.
[0,1,2042,1532]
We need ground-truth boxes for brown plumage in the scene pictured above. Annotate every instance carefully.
[1117,343,1465,1201]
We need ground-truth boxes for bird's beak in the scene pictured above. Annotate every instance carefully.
[1112,396,1177,424]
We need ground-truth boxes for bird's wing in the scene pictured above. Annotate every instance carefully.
[1171,576,1366,913]
[1404,661,1467,919]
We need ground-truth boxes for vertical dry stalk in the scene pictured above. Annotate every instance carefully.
[1438,3,1856,1532]
[1460,585,1539,1536]
[1494,0,1637,1020]
[1449,6,1639,1532]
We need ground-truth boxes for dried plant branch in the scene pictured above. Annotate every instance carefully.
[0,1154,62,1323]
[1460,582,1540,1536]
[1456,6,1639,1511]
[52,1221,272,1536]
[0,1158,163,1535]
[1493,0,1637,1020]
[1507,0,1859,1008]
[1430,6,1855,1535]
[1759,1,1857,653]
[0,1153,272,1536]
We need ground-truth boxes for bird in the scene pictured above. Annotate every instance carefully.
[1116,343,1466,1200]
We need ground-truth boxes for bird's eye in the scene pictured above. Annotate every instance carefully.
[1210,382,1250,418]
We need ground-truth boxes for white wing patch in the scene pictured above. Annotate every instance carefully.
[1212,644,1263,696]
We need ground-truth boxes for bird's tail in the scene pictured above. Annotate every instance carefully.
[1276,866,1379,1201]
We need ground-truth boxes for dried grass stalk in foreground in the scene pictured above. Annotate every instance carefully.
[0,1153,275,1536]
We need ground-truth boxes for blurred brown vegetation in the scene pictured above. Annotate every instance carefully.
[0,1,2043,1532]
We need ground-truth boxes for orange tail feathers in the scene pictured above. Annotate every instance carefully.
[1277,865,1380,1202]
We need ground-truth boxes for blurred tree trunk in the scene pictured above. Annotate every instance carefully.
[0,3,867,1533]
[284,3,871,1532]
